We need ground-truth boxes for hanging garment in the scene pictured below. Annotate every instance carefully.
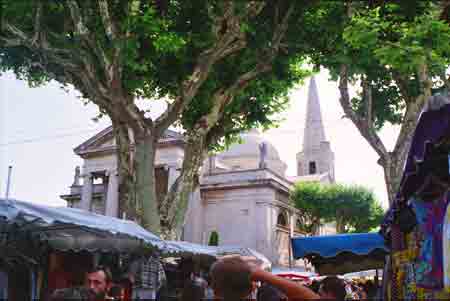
[411,196,449,289]
[443,199,450,289]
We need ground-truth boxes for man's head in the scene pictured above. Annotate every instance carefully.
[85,265,112,300]
[318,276,346,301]
[209,256,253,300]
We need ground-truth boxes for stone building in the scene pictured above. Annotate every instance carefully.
[61,77,335,266]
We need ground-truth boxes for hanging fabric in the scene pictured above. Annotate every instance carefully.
[411,196,448,289]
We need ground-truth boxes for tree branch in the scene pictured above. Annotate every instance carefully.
[339,65,389,161]
[392,63,431,159]
[66,1,89,36]
[153,3,266,137]
[361,77,373,127]
[392,71,411,103]
[271,2,295,49]
[97,0,118,41]
[31,1,44,45]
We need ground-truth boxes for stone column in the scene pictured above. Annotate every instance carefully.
[80,173,93,211]
[105,170,119,217]
[289,213,295,237]
[288,213,294,268]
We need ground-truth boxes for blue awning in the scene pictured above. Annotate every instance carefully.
[291,233,388,275]
[291,233,388,259]
[0,198,165,252]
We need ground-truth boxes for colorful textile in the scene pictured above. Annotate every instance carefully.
[443,202,450,289]
[411,196,449,289]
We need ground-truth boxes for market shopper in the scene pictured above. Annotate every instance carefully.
[85,266,113,301]
[181,278,206,301]
[317,277,347,301]
[210,256,320,300]
[126,255,167,300]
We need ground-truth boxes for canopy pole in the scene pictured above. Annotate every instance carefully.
[5,166,12,201]
[375,268,379,287]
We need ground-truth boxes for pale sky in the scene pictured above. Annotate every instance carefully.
[0,70,398,208]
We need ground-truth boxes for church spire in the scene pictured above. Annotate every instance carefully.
[296,76,335,182]
[302,76,326,151]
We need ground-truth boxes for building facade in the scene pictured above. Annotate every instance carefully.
[61,77,335,266]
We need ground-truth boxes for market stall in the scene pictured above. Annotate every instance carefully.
[380,95,450,300]
[0,198,166,300]
[291,233,388,275]
[271,266,317,286]
[166,240,271,270]
[162,240,272,298]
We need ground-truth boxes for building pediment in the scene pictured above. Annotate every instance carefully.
[74,126,184,158]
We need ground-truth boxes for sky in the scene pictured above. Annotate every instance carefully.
[0,70,399,208]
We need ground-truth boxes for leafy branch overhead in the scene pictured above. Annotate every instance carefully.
[0,0,315,235]
[305,1,450,203]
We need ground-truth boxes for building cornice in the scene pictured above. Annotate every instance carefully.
[74,126,185,159]
[201,177,291,195]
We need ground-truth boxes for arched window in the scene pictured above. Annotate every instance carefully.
[309,161,317,174]
[277,212,288,227]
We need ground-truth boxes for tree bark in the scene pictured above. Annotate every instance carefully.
[113,119,161,233]
[113,120,140,222]
[159,130,208,239]
[135,134,160,232]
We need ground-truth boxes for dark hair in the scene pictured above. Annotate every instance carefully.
[320,276,346,301]
[87,265,113,283]
[181,279,205,301]
[210,256,252,300]
[257,283,286,301]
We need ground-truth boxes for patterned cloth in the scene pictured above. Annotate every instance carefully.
[129,256,166,291]
[443,200,450,289]
[411,196,449,289]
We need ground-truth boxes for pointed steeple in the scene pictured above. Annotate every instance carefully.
[296,76,335,182]
[302,76,326,151]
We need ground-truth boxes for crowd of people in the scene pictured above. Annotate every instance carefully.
[49,255,379,300]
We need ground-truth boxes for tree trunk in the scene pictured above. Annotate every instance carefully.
[113,121,160,233]
[336,215,346,233]
[135,134,160,233]
[159,130,208,239]
[380,153,408,204]
[114,120,140,222]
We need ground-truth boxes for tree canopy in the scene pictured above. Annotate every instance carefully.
[291,182,384,234]
[304,1,450,203]
[0,0,321,236]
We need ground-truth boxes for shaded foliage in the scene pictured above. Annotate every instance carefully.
[291,182,384,234]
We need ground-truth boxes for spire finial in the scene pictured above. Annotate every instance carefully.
[302,76,326,151]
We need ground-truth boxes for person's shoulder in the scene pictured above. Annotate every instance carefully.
[51,286,93,299]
